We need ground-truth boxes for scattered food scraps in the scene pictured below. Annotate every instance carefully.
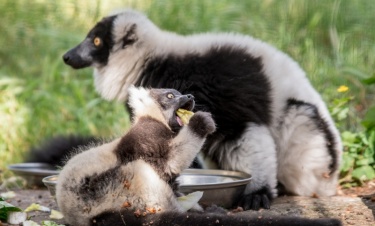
[0,191,16,200]
[7,211,27,225]
[24,203,50,212]
[49,209,64,220]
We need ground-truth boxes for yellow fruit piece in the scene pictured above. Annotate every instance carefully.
[176,108,194,125]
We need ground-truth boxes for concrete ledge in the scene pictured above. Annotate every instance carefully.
[2,190,374,226]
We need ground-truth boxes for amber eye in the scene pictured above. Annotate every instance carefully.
[167,93,174,99]
[93,37,101,47]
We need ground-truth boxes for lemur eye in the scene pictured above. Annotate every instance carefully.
[94,37,101,47]
[167,93,174,99]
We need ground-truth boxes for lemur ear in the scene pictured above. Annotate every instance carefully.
[122,24,138,48]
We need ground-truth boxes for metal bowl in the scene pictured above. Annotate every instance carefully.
[8,163,59,187]
[42,169,251,208]
[178,169,251,208]
[42,175,58,198]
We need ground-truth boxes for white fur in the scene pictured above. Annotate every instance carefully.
[168,126,207,174]
[275,104,339,196]
[207,123,278,197]
[127,86,167,126]
[91,10,342,197]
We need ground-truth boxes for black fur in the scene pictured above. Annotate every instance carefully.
[135,45,273,209]
[238,185,274,210]
[77,166,121,202]
[286,99,338,174]
[92,210,342,226]
[26,135,100,166]
[136,45,272,142]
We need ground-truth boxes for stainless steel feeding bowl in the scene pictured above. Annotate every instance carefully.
[42,175,58,197]
[8,163,59,187]
[42,169,251,208]
[178,169,251,208]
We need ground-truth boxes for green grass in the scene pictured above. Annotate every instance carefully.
[0,0,374,179]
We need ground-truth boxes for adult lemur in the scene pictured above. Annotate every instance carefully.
[30,9,342,210]
[57,86,341,226]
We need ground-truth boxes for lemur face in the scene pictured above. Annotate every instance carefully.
[128,86,195,133]
[62,16,116,69]
[62,10,154,70]
[150,89,195,132]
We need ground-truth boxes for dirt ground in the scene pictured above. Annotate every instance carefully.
[0,181,374,226]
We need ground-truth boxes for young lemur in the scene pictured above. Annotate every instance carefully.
[56,87,341,226]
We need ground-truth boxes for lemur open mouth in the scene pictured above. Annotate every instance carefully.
[175,98,195,126]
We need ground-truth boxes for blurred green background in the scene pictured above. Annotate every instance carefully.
[0,0,374,184]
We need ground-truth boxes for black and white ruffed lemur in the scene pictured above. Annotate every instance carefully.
[29,9,342,210]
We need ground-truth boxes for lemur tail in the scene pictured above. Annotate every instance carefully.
[25,135,101,167]
[92,210,342,226]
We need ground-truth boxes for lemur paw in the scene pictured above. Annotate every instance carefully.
[189,111,216,137]
[237,185,273,210]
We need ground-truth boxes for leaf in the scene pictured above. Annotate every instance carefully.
[0,198,22,221]
[368,130,375,154]
[340,152,354,172]
[341,131,357,144]
[355,158,374,166]
[352,165,375,181]
[362,107,375,130]
[337,107,349,121]
[362,75,375,85]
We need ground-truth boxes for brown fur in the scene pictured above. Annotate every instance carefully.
[114,116,175,180]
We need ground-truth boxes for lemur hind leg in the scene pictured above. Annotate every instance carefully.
[210,123,278,210]
[276,99,341,196]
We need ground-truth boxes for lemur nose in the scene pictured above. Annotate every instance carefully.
[62,54,70,63]
[187,94,194,99]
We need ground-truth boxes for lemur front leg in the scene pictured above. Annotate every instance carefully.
[168,111,216,175]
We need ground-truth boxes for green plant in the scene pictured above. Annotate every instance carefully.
[339,76,375,187]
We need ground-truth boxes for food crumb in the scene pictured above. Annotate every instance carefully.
[122,201,131,208]
[146,207,156,214]
[134,209,141,218]
[124,180,131,189]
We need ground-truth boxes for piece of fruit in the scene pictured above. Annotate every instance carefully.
[177,191,203,211]
[176,109,194,125]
